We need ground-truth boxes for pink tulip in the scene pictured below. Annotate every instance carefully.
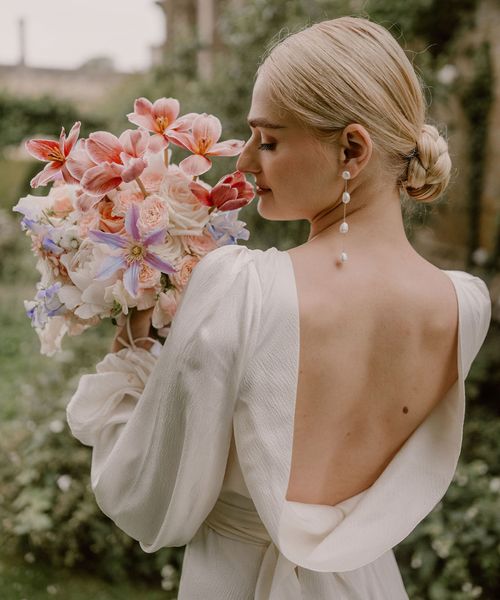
[168,114,245,176]
[80,129,149,195]
[66,139,97,182]
[127,97,197,153]
[25,122,81,188]
[189,171,254,211]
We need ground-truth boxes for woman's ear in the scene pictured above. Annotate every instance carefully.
[338,124,372,176]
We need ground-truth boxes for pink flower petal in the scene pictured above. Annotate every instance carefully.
[171,112,199,132]
[211,185,238,209]
[127,98,157,132]
[119,128,149,158]
[61,163,80,185]
[121,157,147,183]
[66,140,96,181]
[217,197,251,211]
[153,97,180,124]
[81,163,124,195]
[63,121,81,155]
[87,131,123,164]
[192,114,222,147]
[179,154,212,176]
[209,139,245,157]
[30,162,63,188]
[75,190,102,212]
[147,134,169,153]
[167,130,196,153]
[25,139,60,162]
[189,181,212,206]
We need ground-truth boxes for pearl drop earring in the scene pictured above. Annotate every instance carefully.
[340,170,351,262]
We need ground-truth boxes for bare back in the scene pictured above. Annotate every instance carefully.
[285,245,459,506]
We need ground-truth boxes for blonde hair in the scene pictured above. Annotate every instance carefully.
[258,17,451,203]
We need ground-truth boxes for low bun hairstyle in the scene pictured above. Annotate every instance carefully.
[259,17,452,203]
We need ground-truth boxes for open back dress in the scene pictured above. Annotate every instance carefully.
[67,243,491,599]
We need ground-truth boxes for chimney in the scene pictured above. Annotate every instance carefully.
[19,18,26,66]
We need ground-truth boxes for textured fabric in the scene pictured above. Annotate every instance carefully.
[67,244,491,599]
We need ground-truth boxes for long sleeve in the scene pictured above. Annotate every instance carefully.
[66,244,262,552]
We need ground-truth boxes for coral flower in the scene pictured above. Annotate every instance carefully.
[127,97,197,153]
[80,129,149,196]
[25,122,81,188]
[189,171,255,211]
[89,204,176,297]
[168,114,245,176]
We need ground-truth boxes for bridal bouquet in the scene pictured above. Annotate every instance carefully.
[13,97,254,356]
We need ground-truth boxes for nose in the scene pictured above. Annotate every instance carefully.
[236,138,261,176]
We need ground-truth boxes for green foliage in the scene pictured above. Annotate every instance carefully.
[0,407,183,587]
[0,93,106,151]
[457,42,494,269]
[395,416,500,599]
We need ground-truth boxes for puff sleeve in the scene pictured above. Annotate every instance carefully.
[66,244,261,552]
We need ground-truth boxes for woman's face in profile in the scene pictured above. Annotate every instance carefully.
[236,73,343,223]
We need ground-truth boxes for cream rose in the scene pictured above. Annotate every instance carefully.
[152,288,180,329]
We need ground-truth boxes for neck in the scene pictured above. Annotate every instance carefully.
[307,180,415,257]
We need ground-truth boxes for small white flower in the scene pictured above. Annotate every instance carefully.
[49,419,64,433]
[46,584,58,595]
[489,477,500,493]
[465,506,479,520]
[410,554,422,569]
[436,64,458,86]
[161,564,176,578]
[24,552,35,563]
[56,474,72,492]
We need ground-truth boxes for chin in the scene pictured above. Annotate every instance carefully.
[257,197,301,222]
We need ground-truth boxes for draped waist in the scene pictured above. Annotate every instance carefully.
[204,492,272,546]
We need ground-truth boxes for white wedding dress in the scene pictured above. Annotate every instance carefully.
[67,244,491,599]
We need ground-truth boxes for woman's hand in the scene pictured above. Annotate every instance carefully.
[111,307,155,353]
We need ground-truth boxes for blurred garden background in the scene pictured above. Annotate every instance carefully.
[0,0,499,598]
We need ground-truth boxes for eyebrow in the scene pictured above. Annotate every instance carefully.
[247,118,286,129]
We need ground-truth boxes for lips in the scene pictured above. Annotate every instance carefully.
[256,185,271,194]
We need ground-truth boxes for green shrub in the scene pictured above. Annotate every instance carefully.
[0,407,183,588]
[395,415,500,599]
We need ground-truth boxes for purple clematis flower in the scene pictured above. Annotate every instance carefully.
[88,203,176,297]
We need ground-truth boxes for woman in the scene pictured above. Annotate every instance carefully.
[67,16,492,599]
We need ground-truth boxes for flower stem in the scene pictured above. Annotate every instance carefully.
[164,148,169,168]
[135,177,148,198]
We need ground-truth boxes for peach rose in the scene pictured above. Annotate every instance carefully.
[185,232,217,257]
[169,255,200,290]
[111,189,144,217]
[97,199,124,234]
[138,194,169,233]
[163,167,198,205]
[138,262,161,289]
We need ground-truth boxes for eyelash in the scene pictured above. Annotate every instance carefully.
[258,142,276,151]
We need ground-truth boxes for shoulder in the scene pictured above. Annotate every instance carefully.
[190,244,283,290]
[442,270,491,332]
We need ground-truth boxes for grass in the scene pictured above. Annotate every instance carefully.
[0,553,172,600]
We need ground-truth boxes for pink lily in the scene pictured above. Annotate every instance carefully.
[189,171,255,211]
[81,129,149,196]
[168,114,245,176]
[25,122,81,187]
[89,203,176,297]
[127,97,197,154]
